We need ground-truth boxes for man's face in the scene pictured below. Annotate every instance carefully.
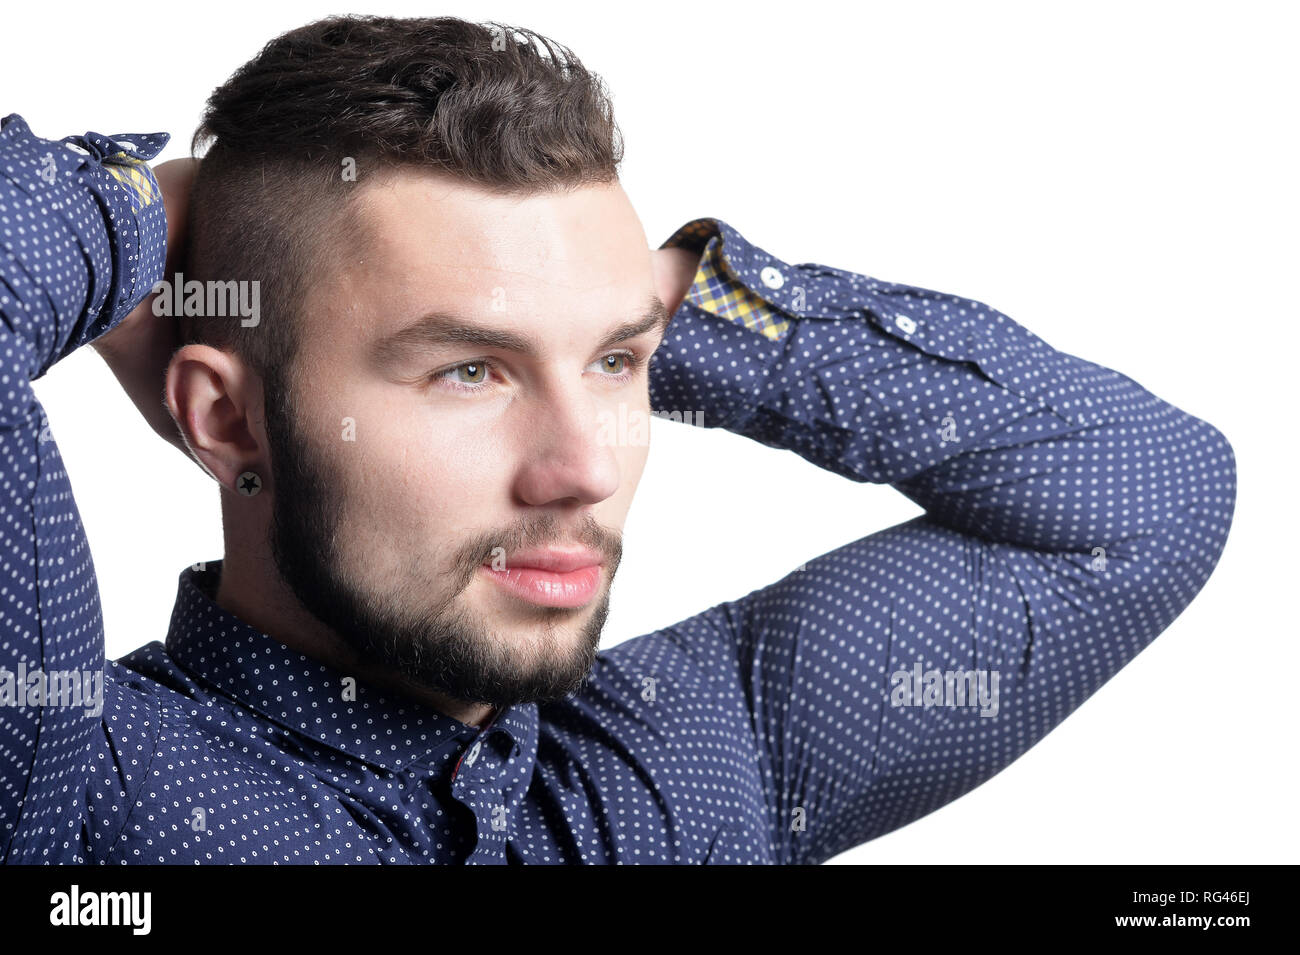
[265,167,667,708]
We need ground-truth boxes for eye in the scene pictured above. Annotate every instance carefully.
[589,350,647,380]
[451,362,487,384]
[428,350,645,395]
[426,359,497,393]
[593,353,634,375]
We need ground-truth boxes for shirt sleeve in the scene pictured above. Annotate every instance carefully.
[643,216,1237,864]
[0,114,168,861]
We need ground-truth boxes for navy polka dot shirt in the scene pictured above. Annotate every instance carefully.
[0,116,1237,864]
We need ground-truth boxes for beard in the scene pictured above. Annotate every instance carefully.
[262,368,621,709]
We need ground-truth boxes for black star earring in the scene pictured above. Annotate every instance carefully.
[236,471,262,497]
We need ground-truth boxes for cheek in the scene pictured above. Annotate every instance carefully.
[329,390,504,529]
[606,432,649,521]
[336,420,507,581]
[390,420,507,518]
[622,436,650,483]
[598,390,651,495]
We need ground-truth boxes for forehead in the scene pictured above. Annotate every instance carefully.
[340,168,652,324]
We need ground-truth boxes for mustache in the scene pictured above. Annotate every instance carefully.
[447,512,622,592]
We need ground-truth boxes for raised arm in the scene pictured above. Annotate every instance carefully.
[643,217,1236,863]
[0,114,167,861]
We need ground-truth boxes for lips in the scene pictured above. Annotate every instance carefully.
[479,548,604,608]
[491,548,604,573]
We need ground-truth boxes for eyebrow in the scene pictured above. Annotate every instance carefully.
[371,292,671,367]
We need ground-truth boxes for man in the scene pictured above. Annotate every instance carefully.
[0,15,1235,864]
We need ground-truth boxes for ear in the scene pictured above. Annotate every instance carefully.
[164,344,267,491]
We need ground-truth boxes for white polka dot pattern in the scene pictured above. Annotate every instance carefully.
[0,118,1236,864]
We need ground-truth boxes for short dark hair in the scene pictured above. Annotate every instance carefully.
[182,14,623,395]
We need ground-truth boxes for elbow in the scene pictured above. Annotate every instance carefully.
[1164,417,1237,591]
[1195,418,1236,556]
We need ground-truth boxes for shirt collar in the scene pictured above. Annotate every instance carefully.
[164,560,539,775]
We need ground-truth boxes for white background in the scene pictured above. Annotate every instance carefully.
[2,0,1293,864]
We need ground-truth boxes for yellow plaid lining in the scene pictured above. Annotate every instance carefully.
[665,219,791,342]
[103,152,162,213]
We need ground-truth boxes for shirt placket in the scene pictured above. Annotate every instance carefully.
[450,727,520,865]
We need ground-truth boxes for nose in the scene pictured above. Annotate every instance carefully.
[511,383,622,508]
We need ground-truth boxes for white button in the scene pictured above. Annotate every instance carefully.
[894,314,917,334]
[465,741,481,766]
[760,266,785,289]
